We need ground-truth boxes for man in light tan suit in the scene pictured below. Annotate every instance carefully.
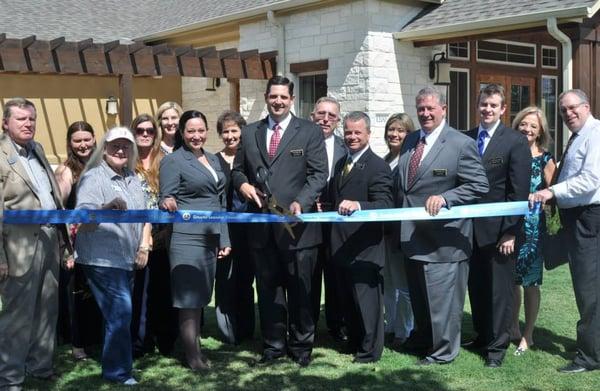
[0,98,71,391]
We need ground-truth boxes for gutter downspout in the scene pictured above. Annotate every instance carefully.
[547,16,572,147]
[267,10,286,76]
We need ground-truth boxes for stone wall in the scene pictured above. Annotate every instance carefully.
[238,0,441,155]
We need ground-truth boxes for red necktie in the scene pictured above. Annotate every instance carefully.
[268,123,281,159]
[407,137,426,187]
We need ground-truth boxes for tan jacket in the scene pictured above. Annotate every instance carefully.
[0,133,70,277]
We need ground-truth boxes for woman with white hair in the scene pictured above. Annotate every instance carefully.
[75,126,151,386]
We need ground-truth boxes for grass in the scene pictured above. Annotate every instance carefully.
[23,265,600,391]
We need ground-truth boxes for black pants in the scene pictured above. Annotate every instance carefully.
[57,264,103,348]
[311,241,345,332]
[561,205,600,369]
[252,243,318,360]
[339,262,384,362]
[215,224,256,344]
[468,243,515,362]
[131,248,178,355]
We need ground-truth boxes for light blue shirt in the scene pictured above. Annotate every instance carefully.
[552,115,600,208]
[75,161,145,270]
[477,119,501,155]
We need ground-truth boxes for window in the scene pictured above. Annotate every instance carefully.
[298,73,328,120]
[447,42,469,60]
[509,84,531,124]
[541,75,558,155]
[542,46,558,69]
[477,40,536,67]
[448,69,469,130]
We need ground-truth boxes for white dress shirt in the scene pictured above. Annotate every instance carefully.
[477,119,501,154]
[418,120,445,162]
[552,115,600,208]
[266,114,292,152]
[324,134,335,181]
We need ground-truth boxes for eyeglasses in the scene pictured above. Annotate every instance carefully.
[135,127,155,135]
[313,111,339,121]
[107,143,131,152]
[559,102,586,115]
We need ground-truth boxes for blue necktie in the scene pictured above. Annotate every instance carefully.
[477,130,488,157]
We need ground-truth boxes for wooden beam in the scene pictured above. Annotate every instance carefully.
[220,48,244,79]
[54,41,83,74]
[198,47,223,78]
[154,46,178,76]
[27,40,55,73]
[289,59,328,74]
[177,47,202,77]
[119,74,133,127]
[107,44,134,75]
[260,51,277,79]
[130,45,155,75]
[0,38,29,72]
[81,43,109,75]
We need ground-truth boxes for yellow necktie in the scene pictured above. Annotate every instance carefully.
[342,158,353,177]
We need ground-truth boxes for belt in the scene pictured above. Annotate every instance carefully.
[41,223,58,229]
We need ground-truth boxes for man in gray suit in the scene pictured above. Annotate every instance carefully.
[232,76,327,367]
[0,98,71,391]
[396,87,488,365]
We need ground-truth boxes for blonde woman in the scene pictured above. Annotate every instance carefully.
[511,106,556,355]
[156,101,183,155]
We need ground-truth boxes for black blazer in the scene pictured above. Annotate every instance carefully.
[159,146,230,247]
[329,148,393,267]
[466,123,532,247]
[231,115,328,250]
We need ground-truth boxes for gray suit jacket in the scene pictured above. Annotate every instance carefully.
[231,115,327,250]
[396,124,489,263]
[159,147,230,247]
[0,133,69,277]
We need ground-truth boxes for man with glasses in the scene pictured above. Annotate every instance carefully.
[310,97,348,342]
[0,98,71,391]
[531,89,600,373]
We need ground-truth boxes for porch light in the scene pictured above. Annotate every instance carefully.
[429,52,451,86]
[206,78,221,91]
[105,96,118,115]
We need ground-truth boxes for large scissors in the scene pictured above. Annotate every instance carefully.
[256,167,299,239]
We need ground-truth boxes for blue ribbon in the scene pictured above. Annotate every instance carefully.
[3,201,538,224]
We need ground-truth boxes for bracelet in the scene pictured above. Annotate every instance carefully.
[139,245,151,253]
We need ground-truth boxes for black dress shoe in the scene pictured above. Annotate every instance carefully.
[293,355,312,368]
[462,339,484,349]
[250,354,284,367]
[329,328,349,342]
[416,358,451,366]
[485,358,502,368]
[558,362,591,373]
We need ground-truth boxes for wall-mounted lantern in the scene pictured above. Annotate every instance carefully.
[106,96,119,115]
[429,52,451,86]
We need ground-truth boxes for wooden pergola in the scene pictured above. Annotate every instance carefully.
[0,34,277,125]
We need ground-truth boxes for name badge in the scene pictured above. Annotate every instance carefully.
[488,157,503,165]
[290,149,304,157]
[433,169,447,177]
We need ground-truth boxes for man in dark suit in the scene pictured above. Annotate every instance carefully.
[396,87,489,365]
[465,84,531,368]
[329,111,393,363]
[309,96,347,342]
[0,98,71,390]
[231,76,327,367]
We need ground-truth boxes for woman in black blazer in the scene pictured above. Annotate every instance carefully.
[159,110,231,371]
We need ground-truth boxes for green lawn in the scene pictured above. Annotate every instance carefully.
[25,265,599,391]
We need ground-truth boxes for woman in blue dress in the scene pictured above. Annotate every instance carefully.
[511,106,557,355]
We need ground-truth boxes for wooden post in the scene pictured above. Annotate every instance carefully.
[229,78,240,112]
[119,74,133,127]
